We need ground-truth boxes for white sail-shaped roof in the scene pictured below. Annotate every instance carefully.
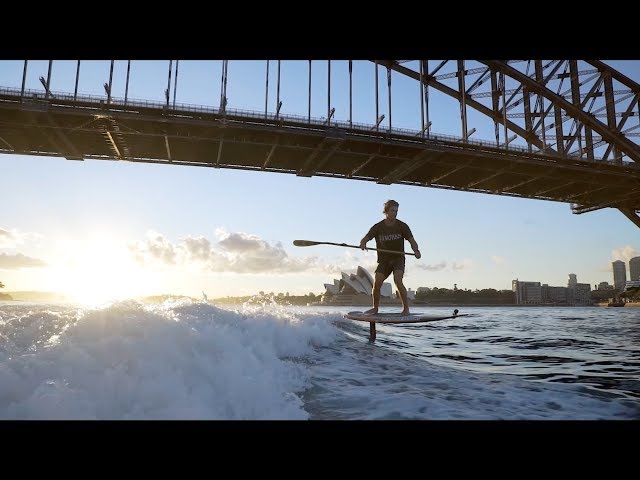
[356,266,374,292]
[341,272,368,294]
[324,283,339,295]
[324,266,395,298]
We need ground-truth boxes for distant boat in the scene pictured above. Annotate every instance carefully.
[608,300,625,307]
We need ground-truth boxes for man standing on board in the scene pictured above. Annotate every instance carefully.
[359,199,421,315]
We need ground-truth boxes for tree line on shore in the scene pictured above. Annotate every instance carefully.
[213,291,320,306]
[214,288,517,306]
[0,281,11,300]
[415,287,515,304]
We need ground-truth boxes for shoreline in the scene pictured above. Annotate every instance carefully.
[312,301,640,308]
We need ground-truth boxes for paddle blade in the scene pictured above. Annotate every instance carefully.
[293,240,318,247]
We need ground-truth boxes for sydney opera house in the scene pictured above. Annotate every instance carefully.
[319,265,415,306]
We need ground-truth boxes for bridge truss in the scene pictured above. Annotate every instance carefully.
[1,60,639,227]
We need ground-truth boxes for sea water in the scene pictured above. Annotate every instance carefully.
[0,300,637,420]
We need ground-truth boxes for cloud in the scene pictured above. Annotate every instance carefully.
[215,229,263,252]
[129,229,326,274]
[316,250,377,276]
[415,261,447,271]
[129,230,177,265]
[0,227,43,249]
[415,259,475,272]
[451,259,474,271]
[322,260,378,277]
[0,228,21,248]
[611,245,639,263]
[183,236,212,262]
[131,228,484,276]
[491,255,505,265]
[0,253,48,269]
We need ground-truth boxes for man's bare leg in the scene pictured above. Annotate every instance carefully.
[393,270,410,315]
[364,273,385,314]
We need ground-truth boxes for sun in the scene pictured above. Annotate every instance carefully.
[49,233,155,305]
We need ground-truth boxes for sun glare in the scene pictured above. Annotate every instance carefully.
[50,234,153,306]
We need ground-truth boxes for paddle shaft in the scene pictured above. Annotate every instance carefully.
[293,240,416,257]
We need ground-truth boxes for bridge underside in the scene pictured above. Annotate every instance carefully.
[1,96,640,217]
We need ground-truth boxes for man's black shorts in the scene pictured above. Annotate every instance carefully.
[375,256,405,278]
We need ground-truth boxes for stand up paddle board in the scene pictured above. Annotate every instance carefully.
[344,310,468,324]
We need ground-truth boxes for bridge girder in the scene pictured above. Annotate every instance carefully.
[1,60,640,228]
[378,60,640,226]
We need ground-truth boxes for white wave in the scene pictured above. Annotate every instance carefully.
[0,300,338,419]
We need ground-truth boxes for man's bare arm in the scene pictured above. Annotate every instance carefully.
[408,236,421,259]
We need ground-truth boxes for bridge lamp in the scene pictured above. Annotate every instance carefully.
[465,127,476,140]
[417,121,432,137]
[505,134,517,145]
[39,76,53,97]
[326,107,335,125]
[372,114,385,130]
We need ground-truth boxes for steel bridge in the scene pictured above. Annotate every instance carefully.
[1,60,639,227]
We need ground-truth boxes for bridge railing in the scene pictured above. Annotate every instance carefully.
[1,86,637,169]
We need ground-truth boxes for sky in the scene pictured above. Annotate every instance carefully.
[1,60,639,304]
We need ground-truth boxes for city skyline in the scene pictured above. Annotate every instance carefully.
[1,60,639,304]
[1,256,631,300]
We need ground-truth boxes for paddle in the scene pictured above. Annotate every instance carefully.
[293,239,416,256]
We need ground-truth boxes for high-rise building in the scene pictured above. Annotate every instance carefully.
[541,284,568,304]
[597,282,614,290]
[573,283,592,305]
[512,279,542,304]
[630,256,640,281]
[565,273,591,305]
[612,260,627,292]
